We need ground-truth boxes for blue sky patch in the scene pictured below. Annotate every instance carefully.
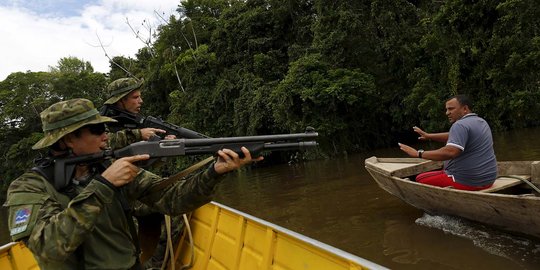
[0,0,98,17]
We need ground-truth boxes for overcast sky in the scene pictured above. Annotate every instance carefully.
[0,0,180,81]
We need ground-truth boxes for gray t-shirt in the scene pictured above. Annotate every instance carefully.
[444,113,497,186]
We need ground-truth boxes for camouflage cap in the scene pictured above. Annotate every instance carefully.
[32,98,117,149]
[104,77,144,105]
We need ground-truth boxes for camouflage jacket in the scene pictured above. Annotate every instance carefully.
[5,165,222,270]
[108,128,142,150]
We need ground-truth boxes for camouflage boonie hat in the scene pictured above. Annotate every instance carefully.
[32,99,117,149]
[104,77,144,105]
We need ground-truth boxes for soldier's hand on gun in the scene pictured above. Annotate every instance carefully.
[214,147,264,174]
[101,154,150,187]
[140,128,176,140]
[163,134,176,140]
[140,128,167,140]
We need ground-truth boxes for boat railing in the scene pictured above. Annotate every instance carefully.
[364,156,442,178]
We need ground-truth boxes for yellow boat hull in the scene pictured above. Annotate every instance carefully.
[1,202,385,270]
[0,242,39,270]
[173,202,384,270]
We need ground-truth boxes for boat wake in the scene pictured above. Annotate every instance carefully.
[415,213,540,267]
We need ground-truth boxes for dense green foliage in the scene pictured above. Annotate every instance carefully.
[0,57,107,198]
[2,0,540,199]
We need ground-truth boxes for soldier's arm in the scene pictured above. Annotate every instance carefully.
[6,173,116,263]
[127,167,222,216]
[126,147,259,215]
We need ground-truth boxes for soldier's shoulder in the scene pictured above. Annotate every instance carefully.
[8,171,50,193]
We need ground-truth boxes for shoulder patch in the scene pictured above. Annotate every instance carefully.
[11,206,32,236]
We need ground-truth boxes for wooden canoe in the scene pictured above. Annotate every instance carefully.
[364,156,540,239]
[1,201,386,270]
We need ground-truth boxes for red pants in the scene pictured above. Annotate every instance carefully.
[415,170,492,191]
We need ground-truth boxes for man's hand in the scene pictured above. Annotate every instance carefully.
[214,147,264,174]
[398,143,418,158]
[101,154,150,187]
[413,126,429,141]
[413,126,449,142]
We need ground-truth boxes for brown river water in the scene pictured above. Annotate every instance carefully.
[2,127,540,269]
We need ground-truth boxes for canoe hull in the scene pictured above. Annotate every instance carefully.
[365,157,540,239]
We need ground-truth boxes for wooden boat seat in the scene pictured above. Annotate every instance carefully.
[480,175,530,193]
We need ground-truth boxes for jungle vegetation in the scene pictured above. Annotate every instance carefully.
[2,0,540,199]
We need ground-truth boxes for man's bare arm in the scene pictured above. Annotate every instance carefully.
[398,143,461,161]
[413,126,449,142]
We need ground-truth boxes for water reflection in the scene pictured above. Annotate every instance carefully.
[415,214,540,268]
[383,218,524,269]
[494,127,540,160]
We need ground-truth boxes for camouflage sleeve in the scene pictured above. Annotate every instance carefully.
[127,164,224,216]
[108,128,142,149]
[5,172,116,263]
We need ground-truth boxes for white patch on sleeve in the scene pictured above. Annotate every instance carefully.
[447,142,464,151]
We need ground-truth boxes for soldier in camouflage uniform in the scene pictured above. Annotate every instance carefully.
[102,77,175,150]
[4,98,262,270]
[102,78,185,269]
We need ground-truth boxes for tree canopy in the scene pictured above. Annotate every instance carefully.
[2,0,540,200]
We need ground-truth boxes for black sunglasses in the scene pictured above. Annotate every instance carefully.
[86,123,107,135]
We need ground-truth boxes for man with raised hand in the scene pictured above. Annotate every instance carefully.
[398,95,497,191]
